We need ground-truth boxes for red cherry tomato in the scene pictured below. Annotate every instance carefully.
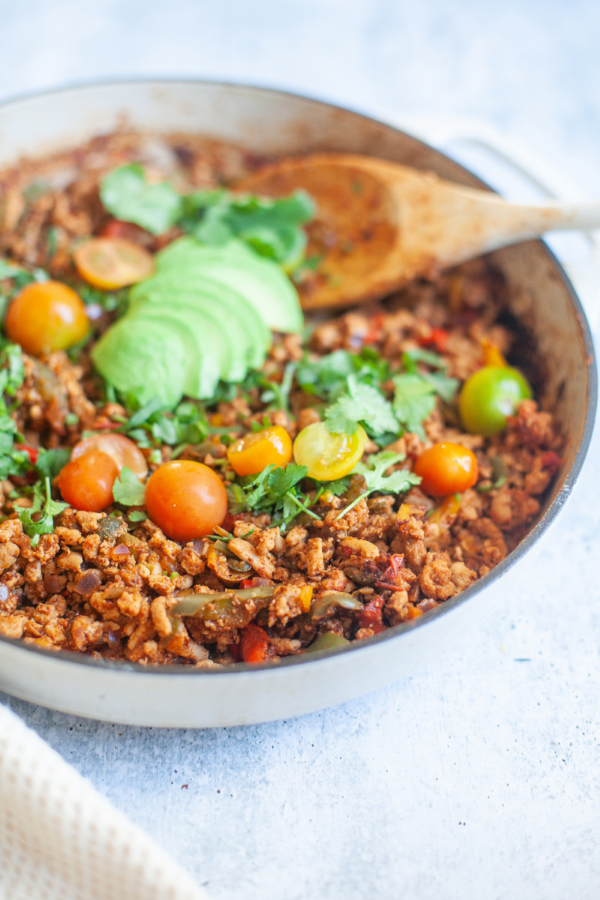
[71,433,147,479]
[58,450,120,511]
[414,442,479,497]
[240,624,270,663]
[144,460,228,542]
[100,219,152,245]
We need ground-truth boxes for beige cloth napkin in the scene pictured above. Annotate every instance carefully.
[0,703,209,900]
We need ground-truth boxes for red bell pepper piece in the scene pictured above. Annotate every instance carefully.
[240,623,270,663]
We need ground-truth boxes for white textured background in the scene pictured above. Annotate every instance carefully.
[1,2,600,898]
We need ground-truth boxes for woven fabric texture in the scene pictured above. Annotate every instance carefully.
[0,703,208,900]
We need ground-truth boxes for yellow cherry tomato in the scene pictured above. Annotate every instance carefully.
[74,237,154,290]
[227,425,293,476]
[6,281,89,356]
[293,422,367,481]
[71,433,148,479]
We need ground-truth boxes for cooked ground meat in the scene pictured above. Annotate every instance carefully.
[0,130,563,666]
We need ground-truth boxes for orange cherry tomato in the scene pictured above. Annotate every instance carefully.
[240,624,270,664]
[58,450,120,512]
[144,460,228,542]
[414,442,478,497]
[71,433,148,479]
[6,281,89,356]
[227,425,293,476]
[73,237,154,290]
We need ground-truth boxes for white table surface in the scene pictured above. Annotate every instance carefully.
[1,2,600,898]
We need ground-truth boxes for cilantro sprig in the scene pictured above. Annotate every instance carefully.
[100,165,315,268]
[324,375,399,437]
[337,451,421,519]
[16,477,69,547]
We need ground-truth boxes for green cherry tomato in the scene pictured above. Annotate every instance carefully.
[459,366,532,436]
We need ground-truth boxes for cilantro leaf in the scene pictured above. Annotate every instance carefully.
[402,347,446,370]
[420,370,460,404]
[392,374,437,440]
[16,478,69,546]
[325,376,398,436]
[112,466,146,506]
[337,451,421,518]
[354,451,420,494]
[35,447,71,480]
[100,164,183,235]
[317,475,351,497]
[0,260,24,279]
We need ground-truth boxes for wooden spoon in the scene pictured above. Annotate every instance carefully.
[237,153,600,310]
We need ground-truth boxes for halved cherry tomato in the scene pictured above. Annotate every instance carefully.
[240,623,270,663]
[414,442,478,497]
[293,422,367,481]
[227,425,292,476]
[71,433,148,479]
[74,237,154,290]
[6,281,89,356]
[58,450,120,512]
[144,460,228,542]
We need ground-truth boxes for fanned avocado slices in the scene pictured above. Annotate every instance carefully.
[94,234,305,408]
[130,277,268,372]
[91,317,187,408]
[154,237,303,334]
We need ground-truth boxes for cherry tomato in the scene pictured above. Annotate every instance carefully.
[227,425,293,476]
[414,442,478,497]
[6,281,89,356]
[460,365,532,436]
[293,422,367,481]
[58,450,120,512]
[73,237,154,290]
[71,433,148,479]
[145,460,228,542]
[240,624,270,663]
[100,219,153,245]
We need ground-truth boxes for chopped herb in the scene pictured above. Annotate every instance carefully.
[35,447,71,480]
[127,510,147,522]
[112,467,146,506]
[100,164,183,235]
[16,477,69,547]
[391,374,437,440]
[337,451,421,518]
[324,375,398,436]
[233,462,320,530]
[100,165,315,267]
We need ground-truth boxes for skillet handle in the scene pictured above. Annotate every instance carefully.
[388,114,600,331]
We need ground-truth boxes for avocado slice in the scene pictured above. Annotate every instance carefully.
[91,316,187,408]
[153,237,303,333]
[130,276,268,371]
[132,304,232,397]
